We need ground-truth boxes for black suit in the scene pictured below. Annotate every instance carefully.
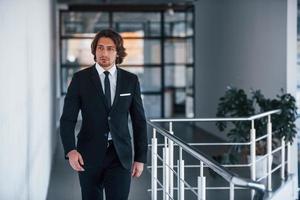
[60,65,148,199]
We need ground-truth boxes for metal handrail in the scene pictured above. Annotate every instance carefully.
[149,109,281,123]
[148,120,266,198]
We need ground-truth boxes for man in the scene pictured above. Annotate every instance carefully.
[60,29,148,200]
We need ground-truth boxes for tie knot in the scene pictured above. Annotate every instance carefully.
[104,71,110,77]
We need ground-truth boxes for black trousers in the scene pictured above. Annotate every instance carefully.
[78,142,131,200]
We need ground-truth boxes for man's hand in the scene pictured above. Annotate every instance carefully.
[131,161,144,178]
[67,150,85,171]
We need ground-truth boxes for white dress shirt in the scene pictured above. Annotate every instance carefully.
[95,63,117,141]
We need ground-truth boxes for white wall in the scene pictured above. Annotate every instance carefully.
[0,0,55,199]
[286,0,298,198]
[194,0,298,197]
[195,0,290,138]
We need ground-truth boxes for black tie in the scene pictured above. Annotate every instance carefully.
[104,71,111,109]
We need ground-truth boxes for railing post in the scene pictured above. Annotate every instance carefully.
[281,137,285,180]
[250,120,256,199]
[151,128,158,200]
[229,182,234,200]
[163,146,170,200]
[163,138,169,200]
[197,176,206,200]
[168,122,174,199]
[200,161,204,178]
[177,147,185,200]
[197,161,206,200]
[267,115,272,191]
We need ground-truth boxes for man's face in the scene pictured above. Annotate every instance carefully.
[95,37,117,69]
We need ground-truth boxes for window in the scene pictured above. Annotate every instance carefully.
[59,5,194,118]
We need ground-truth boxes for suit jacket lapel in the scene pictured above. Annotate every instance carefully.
[90,65,110,112]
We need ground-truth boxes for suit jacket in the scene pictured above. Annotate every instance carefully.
[60,65,148,169]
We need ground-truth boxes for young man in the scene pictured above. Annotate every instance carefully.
[60,29,148,200]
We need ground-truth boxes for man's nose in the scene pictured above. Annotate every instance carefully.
[102,49,109,56]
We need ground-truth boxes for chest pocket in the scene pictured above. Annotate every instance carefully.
[117,93,133,111]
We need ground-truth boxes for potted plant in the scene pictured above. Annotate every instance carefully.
[214,87,298,178]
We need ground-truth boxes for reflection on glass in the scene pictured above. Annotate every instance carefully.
[187,38,193,63]
[164,89,194,118]
[59,9,194,118]
[61,12,110,35]
[142,95,161,118]
[62,39,94,66]
[186,67,193,88]
[119,66,161,92]
[113,12,161,37]
[164,65,194,117]
[165,65,186,87]
[164,40,186,64]
[175,89,185,105]
[186,11,194,36]
[164,90,173,117]
[164,88,186,117]
[164,12,186,37]
[123,38,161,65]
[61,67,80,94]
[186,96,194,118]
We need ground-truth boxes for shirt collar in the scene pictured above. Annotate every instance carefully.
[95,63,117,76]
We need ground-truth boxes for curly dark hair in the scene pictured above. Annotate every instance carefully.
[91,29,127,64]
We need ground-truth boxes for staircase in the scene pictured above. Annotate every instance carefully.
[146,110,298,200]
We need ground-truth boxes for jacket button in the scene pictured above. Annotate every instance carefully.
[108,116,111,120]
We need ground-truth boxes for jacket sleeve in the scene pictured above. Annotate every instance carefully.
[60,73,81,159]
[130,76,148,163]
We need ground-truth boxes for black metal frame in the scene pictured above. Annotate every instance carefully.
[58,3,195,118]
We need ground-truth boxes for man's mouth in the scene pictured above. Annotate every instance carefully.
[100,58,108,62]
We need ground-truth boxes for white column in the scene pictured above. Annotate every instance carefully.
[286,0,298,197]
[0,0,54,199]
